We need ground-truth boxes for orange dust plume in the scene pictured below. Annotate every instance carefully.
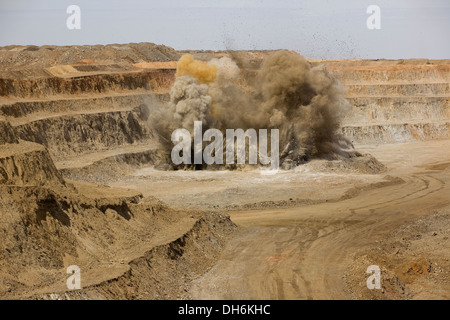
[176,54,217,84]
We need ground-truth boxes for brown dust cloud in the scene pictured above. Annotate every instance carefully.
[150,51,355,169]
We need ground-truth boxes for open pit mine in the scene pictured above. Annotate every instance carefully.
[0,43,449,299]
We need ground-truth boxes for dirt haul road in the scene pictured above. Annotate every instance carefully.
[179,140,450,300]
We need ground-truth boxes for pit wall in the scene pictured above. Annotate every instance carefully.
[0,69,175,99]
[13,105,153,160]
[0,94,166,119]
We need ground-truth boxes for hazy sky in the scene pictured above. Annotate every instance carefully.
[0,0,449,59]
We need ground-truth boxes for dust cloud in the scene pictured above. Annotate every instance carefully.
[151,51,354,168]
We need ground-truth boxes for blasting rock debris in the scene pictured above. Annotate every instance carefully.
[158,51,355,169]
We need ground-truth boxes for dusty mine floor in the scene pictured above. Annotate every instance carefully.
[101,139,450,300]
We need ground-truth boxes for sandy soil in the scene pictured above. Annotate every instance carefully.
[103,139,450,300]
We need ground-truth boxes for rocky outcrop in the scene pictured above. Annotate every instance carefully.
[0,182,236,299]
[0,118,18,144]
[0,118,64,187]
[35,213,236,300]
[0,141,65,187]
